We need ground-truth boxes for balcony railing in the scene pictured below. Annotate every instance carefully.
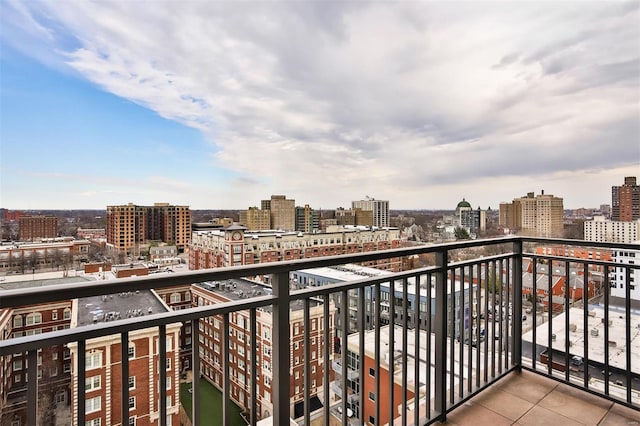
[0,236,639,426]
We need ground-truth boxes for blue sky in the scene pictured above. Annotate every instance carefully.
[1,1,639,210]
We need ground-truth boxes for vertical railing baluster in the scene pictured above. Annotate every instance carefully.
[414,274,421,426]
[564,261,570,382]
[159,325,167,426]
[505,254,511,369]
[490,260,496,380]
[582,262,589,389]
[475,264,481,390]
[532,257,538,371]
[483,261,489,383]
[625,265,632,403]
[468,265,474,393]
[458,266,464,399]
[250,308,257,426]
[547,263,553,376]
[426,273,432,419]
[192,319,201,425]
[512,240,523,370]
[121,331,129,426]
[604,265,610,396]
[401,277,408,426]
[498,258,504,374]
[222,313,230,426]
[340,289,348,426]
[323,295,330,426]
[303,299,310,426]
[358,287,365,425]
[388,283,395,424]
[374,283,381,425]
[27,349,37,426]
[434,249,448,421]
[272,271,291,425]
[77,340,86,425]
[449,269,455,404]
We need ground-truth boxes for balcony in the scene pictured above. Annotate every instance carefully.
[0,236,639,426]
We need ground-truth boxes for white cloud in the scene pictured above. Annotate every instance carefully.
[3,1,639,209]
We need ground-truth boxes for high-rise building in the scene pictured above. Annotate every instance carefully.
[352,197,389,228]
[106,203,191,254]
[239,207,271,231]
[294,205,320,233]
[261,195,295,231]
[18,215,58,240]
[612,176,639,221]
[499,191,564,237]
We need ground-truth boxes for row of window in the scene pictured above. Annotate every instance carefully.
[13,310,71,327]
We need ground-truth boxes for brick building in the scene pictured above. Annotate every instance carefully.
[612,176,639,221]
[188,225,403,272]
[18,216,58,240]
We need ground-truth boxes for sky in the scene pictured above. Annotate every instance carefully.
[1,1,639,211]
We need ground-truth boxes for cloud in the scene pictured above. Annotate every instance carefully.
[2,1,639,209]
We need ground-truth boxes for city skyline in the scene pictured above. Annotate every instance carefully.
[1,2,639,210]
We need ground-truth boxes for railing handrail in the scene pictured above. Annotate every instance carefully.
[3,236,637,309]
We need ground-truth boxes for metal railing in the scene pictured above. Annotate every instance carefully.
[0,236,638,426]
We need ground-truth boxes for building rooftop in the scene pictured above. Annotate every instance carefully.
[76,289,168,327]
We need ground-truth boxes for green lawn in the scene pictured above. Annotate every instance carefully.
[180,378,246,425]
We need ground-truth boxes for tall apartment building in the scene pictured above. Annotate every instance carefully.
[499,191,564,237]
[352,197,389,228]
[612,176,639,221]
[584,216,640,244]
[261,195,295,231]
[68,291,181,426]
[189,225,403,272]
[18,215,58,240]
[106,203,191,254]
[239,207,271,231]
[294,205,320,233]
[191,280,334,420]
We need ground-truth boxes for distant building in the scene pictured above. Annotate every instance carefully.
[610,242,640,305]
[18,215,58,240]
[294,205,320,233]
[352,197,389,228]
[188,225,403,272]
[106,203,191,254]
[612,176,639,221]
[455,199,486,235]
[76,228,106,240]
[239,207,271,231]
[0,240,90,271]
[261,195,295,231]
[583,216,640,243]
[599,204,611,218]
[334,208,356,226]
[500,191,564,237]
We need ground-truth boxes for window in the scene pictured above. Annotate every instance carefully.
[85,419,101,426]
[86,375,101,391]
[128,376,135,389]
[166,377,172,389]
[128,417,136,426]
[128,396,136,410]
[369,416,376,425]
[86,351,102,369]
[166,395,172,407]
[128,344,135,359]
[170,293,181,303]
[86,396,101,414]
[13,360,22,371]
[369,391,375,401]
[52,311,58,320]
[64,308,71,319]
[369,367,375,377]
[64,363,71,373]
[26,313,42,325]
[166,358,171,370]
[13,316,23,327]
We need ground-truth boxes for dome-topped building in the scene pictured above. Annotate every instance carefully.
[456,198,472,210]
[454,198,486,237]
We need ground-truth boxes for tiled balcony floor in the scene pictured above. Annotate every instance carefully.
[438,370,640,426]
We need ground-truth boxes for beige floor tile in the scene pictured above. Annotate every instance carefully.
[517,405,584,426]
[446,400,513,426]
[538,386,610,425]
[473,388,534,421]
[495,370,557,404]
[599,403,640,426]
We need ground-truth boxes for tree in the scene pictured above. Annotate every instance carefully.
[486,266,501,293]
[454,227,470,240]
